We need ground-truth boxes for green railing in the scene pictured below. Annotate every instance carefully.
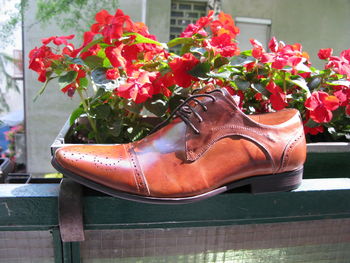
[0,150,349,263]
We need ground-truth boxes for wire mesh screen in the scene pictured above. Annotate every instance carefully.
[0,231,55,263]
[80,218,350,263]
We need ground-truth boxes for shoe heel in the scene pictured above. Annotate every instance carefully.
[250,168,303,194]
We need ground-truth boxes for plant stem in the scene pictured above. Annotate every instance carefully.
[77,88,101,143]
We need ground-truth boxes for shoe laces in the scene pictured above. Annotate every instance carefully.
[150,89,224,135]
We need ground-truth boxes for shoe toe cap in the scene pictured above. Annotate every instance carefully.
[54,144,139,194]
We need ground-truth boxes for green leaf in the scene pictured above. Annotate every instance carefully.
[305,118,320,128]
[79,77,89,89]
[230,55,256,67]
[126,126,146,142]
[234,79,250,91]
[295,63,312,72]
[207,71,232,79]
[33,76,57,102]
[168,95,186,112]
[144,94,168,117]
[108,119,123,137]
[214,57,230,68]
[69,106,85,126]
[124,99,143,114]
[97,48,106,59]
[167,37,193,48]
[91,104,111,120]
[79,37,104,55]
[125,32,163,46]
[240,50,253,56]
[251,83,269,97]
[58,71,78,90]
[103,57,112,68]
[91,87,108,101]
[180,44,192,56]
[326,80,350,87]
[190,47,206,55]
[131,129,145,142]
[83,55,104,69]
[65,56,85,66]
[288,77,311,97]
[189,62,211,78]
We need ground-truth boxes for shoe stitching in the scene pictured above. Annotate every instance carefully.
[125,144,151,196]
[279,128,304,172]
[186,127,276,171]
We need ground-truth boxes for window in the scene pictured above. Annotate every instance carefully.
[235,17,272,51]
[170,1,207,40]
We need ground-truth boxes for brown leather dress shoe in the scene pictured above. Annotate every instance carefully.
[52,89,306,204]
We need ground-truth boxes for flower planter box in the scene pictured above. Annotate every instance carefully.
[304,142,350,179]
[0,157,14,183]
[5,173,31,184]
[51,120,350,182]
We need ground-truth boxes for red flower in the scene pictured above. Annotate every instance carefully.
[181,24,208,38]
[196,10,214,28]
[121,44,140,62]
[250,39,264,59]
[346,105,350,116]
[288,56,303,75]
[152,72,175,97]
[305,91,339,123]
[304,125,324,135]
[271,56,289,70]
[69,31,96,58]
[106,68,120,80]
[254,37,309,73]
[245,61,256,71]
[210,12,240,38]
[105,42,127,69]
[131,21,150,36]
[268,37,278,52]
[81,44,101,60]
[42,34,75,46]
[206,33,239,57]
[254,92,263,101]
[266,81,287,110]
[180,10,213,38]
[117,70,157,103]
[28,45,62,82]
[91,9,133,43]
[326,49,350,79]
[169,53,199,88]
[61,65,86,97]
[334,86,350,106]
[318,48,333,60]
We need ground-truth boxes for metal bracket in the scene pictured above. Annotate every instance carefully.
[58,178,85,242]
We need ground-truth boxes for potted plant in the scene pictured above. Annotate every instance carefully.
[28,9,349,178]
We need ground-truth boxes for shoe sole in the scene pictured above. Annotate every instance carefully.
[51,157,303,204]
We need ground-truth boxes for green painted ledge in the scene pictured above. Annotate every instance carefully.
[0,178,349,231]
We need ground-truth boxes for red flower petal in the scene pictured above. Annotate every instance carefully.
[169,53,199,88]
[318,48,333,60]
[323,95,339,111]
[106,68,120,80]
[310,105,333,123]
[105,43,126,68]
[268,37,278,52]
